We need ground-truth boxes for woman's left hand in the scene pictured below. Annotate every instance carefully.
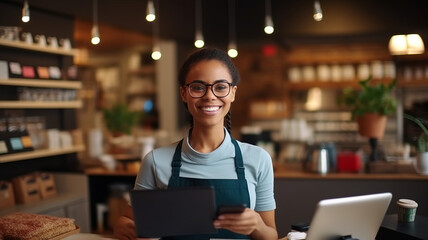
[213,208,262,236]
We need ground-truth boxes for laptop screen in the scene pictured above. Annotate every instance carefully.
[306,192,392,240]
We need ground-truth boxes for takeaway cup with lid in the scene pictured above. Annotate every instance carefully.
[397,199,418,222]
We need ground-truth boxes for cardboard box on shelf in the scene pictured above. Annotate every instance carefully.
[12,173,41,204]
[37,172,56,199]
[0,181,15,209]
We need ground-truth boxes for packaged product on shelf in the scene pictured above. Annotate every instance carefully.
[59,131,73,148]
[8,62,22,78]
[6,116,34,154]
[46,129,60,150]
[48,66,61,79]
[0,118,9,155]
[0,60,8,79]
[36,66,50,79]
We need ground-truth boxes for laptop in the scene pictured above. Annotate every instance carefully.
[306,192,392,240]
[130,186,218,238]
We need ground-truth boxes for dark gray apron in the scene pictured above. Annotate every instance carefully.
[163,138,251,240]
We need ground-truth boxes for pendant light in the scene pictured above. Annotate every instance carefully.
[151,0,161,60]
[146,0,156,22]
[389,34,425,55]
[22,0,30,23]
[227,0,238,58]
[264,0,274,34]
[194,0,204,48]
[313,0,323,21]
[91,0,100,45]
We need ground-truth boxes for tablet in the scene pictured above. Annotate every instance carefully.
[130,186,218,238]
[306,192,392,240]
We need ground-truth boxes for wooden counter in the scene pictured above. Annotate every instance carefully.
[273,164,428,180]
[83,165,428,236]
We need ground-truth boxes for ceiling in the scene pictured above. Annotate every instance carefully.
[4,0,428,50]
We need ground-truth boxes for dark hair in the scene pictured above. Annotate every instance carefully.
[179,48,240,134]
[178,47,240,87]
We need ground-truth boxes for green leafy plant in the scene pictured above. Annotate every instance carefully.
[404,113,428,152]
[338,77,397,119]
[103,104,141,135]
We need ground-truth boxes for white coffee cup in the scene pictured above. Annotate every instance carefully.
[35,34,47,46]
[60,38,71,50]
[414,152,428,175]
[22,32,33,44]
[47,36,58,48]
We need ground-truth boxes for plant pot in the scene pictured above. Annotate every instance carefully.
[356,113,387,139]
[414,152,428,175]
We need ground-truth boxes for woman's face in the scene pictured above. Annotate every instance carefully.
[180,60,237,129]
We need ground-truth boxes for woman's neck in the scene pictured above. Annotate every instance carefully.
[189,125,225,153]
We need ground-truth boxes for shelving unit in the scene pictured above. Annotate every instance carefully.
[0,4,89,233]
[125,51,158,128]
[0,38,85,167]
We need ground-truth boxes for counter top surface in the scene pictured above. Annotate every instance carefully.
[84,166,428,180]
[274,164,428,180]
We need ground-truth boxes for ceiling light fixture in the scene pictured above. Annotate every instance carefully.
[194,0,205,48]
[22,0,30,23]
[91,0,100,45]
[264,0,274,34]
[313,0,323,21]
[151,45,161,60]
[227,0,238,58]
[389,34,425,55]
[151,0,161,60]
[146,0,156,22]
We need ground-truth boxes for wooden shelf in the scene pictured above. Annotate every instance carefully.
[0,145,85,163]
[398,80,428,87]
[0,39,76,56]
[284,78,396,90]
[0,79,82,89]
[0,100,82,109]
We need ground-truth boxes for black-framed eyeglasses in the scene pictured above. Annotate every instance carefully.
[185,81,233,98]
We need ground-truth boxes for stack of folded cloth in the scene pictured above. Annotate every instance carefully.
[0,212,76,240]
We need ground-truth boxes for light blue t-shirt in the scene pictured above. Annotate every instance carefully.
[135,129,276,212]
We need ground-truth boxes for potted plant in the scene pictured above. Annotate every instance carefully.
[103,103,141,136]
[404,113,428,174]
[103,103,141,155]
[338,77,397,161]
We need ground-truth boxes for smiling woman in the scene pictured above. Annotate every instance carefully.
[114,48,278,240]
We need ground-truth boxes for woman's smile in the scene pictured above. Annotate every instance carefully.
[199,105,222,114]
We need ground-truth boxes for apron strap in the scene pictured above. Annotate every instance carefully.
[231,138,246,180]
[168,140,183,187]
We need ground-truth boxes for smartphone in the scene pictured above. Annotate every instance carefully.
[291,222,310,232]
[217,204,247,215]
